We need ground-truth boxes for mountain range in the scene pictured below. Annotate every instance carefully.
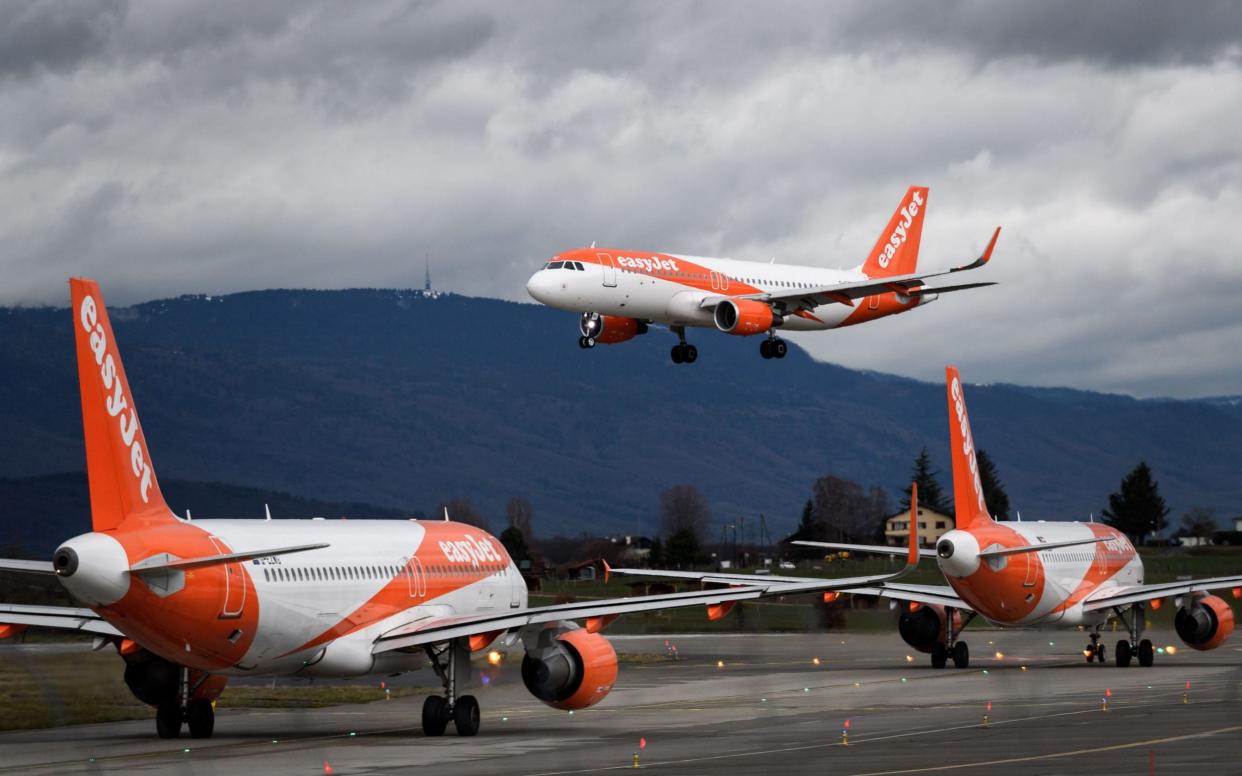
[1,288,1239,557]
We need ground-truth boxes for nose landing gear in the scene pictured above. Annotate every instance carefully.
[1085,631,1107,663]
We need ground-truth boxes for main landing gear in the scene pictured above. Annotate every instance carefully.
[759,333,787,360]
[1112,603,1155,668]
[155,666,215,739]
[930,608,975,669]
[1085,631,1107,663]
[422,640,481,737]
[670,326,697,365]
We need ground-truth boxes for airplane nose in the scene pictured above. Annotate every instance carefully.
[526,271,554,303]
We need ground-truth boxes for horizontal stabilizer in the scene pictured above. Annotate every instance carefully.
[0,559,55,574]
[792,540,938,559]
[977,537,1107,559]
[129,543,329,575]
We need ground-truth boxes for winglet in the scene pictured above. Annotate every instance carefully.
[602,557,612,585]
[907,482,920,569]
[951,226,1001,273]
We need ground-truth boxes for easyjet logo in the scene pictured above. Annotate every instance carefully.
[439,536,503,567]
[79,295,153,503]
[616,255,680,273]
[878,190,923,269]
[949,376,986,514]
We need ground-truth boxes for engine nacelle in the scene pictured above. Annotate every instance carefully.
[713,299,774,336]
[1175,594,1235,651]
[897,604,961,653]
[580,313,647,344]
[521,625,618,710]
[122,649,227,705]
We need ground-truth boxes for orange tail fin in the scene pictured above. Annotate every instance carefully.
[945,365,993,531]
[70,278,172,531]
[859,186,928,278]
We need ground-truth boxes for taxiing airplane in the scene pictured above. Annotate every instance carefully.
[0,279,921,740]
[526,187,1000,364]
[613,366,1242,669]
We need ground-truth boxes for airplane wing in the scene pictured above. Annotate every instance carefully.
[698,226,1000,312]
[375,497,926,654]
[842,582,970,610]
[1081,575,1242,612]
[0,603,123,636]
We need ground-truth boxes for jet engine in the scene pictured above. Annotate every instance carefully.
[713,299,775,336]
[1174,594,1235,651]
[121,648,227,705]
[898,604,961,653]
[521,624,618,710]
[580,313,647,344]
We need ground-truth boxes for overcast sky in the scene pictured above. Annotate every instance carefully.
[2,1,1240,398]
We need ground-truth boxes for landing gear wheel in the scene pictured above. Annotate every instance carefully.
[1115,639,1132,668]
[930,642,948,669]
[951,641,970,669]
[760,339,772,359]
[773,339,787,359]
[671,345,684,364]
[683,344,698,363]
[578,336,590,349]
[155,701,182,739]
[453,695,481,737]
[422,695,449,737]
[1137,639,1154,667]
[1096,643,1107,663]
[186,698,214,739]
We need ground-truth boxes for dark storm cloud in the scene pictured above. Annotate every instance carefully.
[0,0,124,78]
[0,1,1240,398]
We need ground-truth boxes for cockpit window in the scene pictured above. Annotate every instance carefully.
[573,262,585,271]
[548,261,564,269]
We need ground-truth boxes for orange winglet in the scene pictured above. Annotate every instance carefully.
[468,630,504,652]
[979,226,1001,265]
[707,601,737,621]
[601,558,612,585]
[0,624,29,640]
[118,638,142,656]
[907,482,920,566]
[823,591,841,604]
[586,614,620,634]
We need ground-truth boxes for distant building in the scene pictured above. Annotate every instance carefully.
[609,535,653,562]
[885,506,954,548]
[1234,516,1242,532]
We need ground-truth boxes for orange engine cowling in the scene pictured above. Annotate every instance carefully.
[1175,594,1235,651]
[897,604,962,653]
[521,626,618,710]
[713,299,774,336]
[580,313,647,344]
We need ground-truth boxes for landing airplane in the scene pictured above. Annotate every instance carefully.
[526,187,1000,364]
[612,366,1242,669]
[0,279,921,740]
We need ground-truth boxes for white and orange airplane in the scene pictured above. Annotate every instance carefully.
[0,279,923,740]
[613,366,1242,669]
[526,187,1000,363]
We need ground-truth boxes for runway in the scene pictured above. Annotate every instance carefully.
[2,629,1239,774]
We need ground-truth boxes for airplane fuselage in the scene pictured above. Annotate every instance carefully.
[526,248,932,332]
[58,518,526,677]
[936,521,1141,629]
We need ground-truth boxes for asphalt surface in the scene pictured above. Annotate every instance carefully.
[2,629,1239,775]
